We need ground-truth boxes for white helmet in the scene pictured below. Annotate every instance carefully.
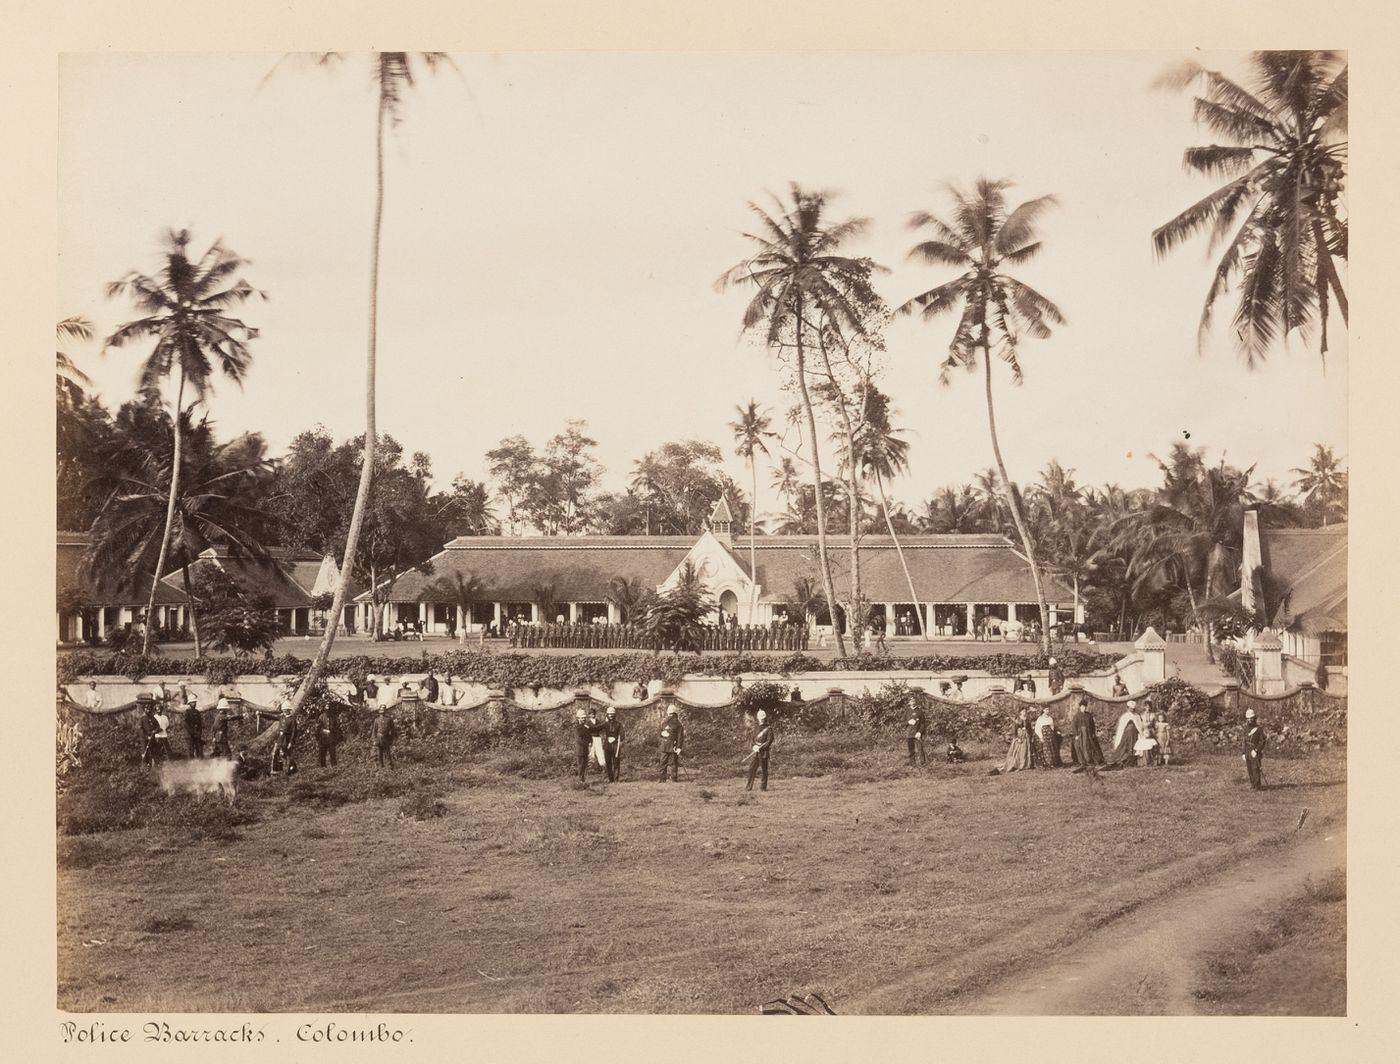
[756,710,767,721]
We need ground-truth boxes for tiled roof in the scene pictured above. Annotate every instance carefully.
[56,533,187,607]
[359,534,1076,606]
[160,546,358,609]
[1261,525,1347,632]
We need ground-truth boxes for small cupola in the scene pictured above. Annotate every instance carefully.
[709,495,735,542]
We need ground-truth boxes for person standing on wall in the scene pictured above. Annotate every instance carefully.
[1243,708,1266,790]
[1047,657,1065,696]
[745,709,774,791]
[659,705,685,782]
[422,671,440,705]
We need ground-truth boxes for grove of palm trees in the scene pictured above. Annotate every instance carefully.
[53,48,1351,1024]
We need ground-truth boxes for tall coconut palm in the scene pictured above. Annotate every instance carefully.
[1291,443,1347,526]
[728,400,774,615]
[104,229,262,654]
[717,184,882,656]
[1141,459,1252,661]
[845,384,928,640]
[898,178,1064,653]
[56,317,94,409]
[288,52,452,715]
[769,456,801,522]
[1153,51,1348,365]
[87,405,273,656]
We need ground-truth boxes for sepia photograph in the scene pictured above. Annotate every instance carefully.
[51,46,1349,1019]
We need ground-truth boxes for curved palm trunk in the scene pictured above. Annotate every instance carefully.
[748,454,758,619]
[180,563,203,657]
[290,82,387,715]
[874,467,928,640]
[815,330,864,652]
[141,371,185,655]
[794,310,846,657]
[982,348,1051,655]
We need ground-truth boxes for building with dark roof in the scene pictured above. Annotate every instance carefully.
[162,545,357,636]
[57,531,189,643]
[354,500,1081,638]
[1239,511,1347,669]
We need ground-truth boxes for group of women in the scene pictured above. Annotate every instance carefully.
[997,693,1171,774]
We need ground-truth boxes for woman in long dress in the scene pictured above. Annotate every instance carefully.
[1105,699,1144,767]
[1035,707,1063,767]
[1070,697,1105,767]
[1000,710,1033,773]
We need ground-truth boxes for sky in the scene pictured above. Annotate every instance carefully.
[56,51,1348,521]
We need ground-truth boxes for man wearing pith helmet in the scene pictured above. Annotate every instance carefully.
[1242,707,1267,790]
[658,704,684,782]
[746,709,775,791]
[602,706,624,782]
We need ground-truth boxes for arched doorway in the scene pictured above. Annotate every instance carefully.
[719,589,738,622]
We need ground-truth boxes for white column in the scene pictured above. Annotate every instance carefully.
[1006,602,1017,622]
[493,602,502,630]
[418,601,428,630]
[607,601,619,624]
[965,603,975,638]
[97,609,106,639]
[569,602,578,622]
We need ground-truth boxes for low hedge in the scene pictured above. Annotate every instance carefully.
[56,648,1121,687]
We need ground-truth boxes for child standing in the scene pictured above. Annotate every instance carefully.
[1155,711,1173,766]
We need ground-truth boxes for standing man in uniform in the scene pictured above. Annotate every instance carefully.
[574,708,597,783]
[602,706,624,781]
[1243,707,1266,790]
[905,698,928,765]
[183,689,204,759]
[138,694,158,766]
[315,704,342,767]
[372,706,398,769]
[659,705,684,782]
[422,671,440,705]
[745,709,774,791]
[1047,657,1066,696]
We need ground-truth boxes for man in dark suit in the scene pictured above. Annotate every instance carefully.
[905,699,927,765]
[745,710,774,791]
[1243,708,1266,790]
[659,705,684,782]
[602,707,624,781]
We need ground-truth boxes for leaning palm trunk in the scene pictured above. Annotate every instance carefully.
[814,332,864,652]
[288,82,388,715]
[180,563,203,657]
[874,467,928,640]
[748,455,759,618]
[983,347,1051,654]
[141,371,185,655]
[795,304,846,656]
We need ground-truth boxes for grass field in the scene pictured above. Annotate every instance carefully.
[56,737,1345,1015]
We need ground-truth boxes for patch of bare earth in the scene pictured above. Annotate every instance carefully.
[57,748,1345,1014]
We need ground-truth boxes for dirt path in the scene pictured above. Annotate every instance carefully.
[941,827,1345,1015]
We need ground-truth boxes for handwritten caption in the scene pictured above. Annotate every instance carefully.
[60,1020,413,1045]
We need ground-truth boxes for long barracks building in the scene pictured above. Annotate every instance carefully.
[353,500,1082,639]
